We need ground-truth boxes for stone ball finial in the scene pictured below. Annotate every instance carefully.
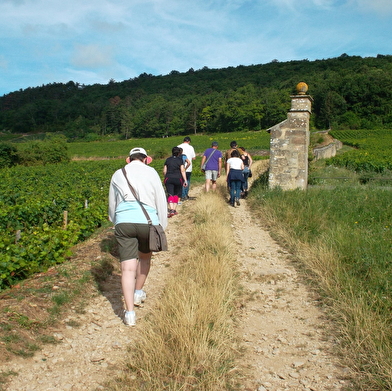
[296,82,308,95]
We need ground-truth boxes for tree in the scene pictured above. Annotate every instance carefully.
[2,54,392,135]
[321,91,347,129]
[199,106,214,133]
[17,134,70,166]
[261,88,289,129]
[185,97,204,134]
[120,107,134,139]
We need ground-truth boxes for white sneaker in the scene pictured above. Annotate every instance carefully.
[134,290,146,306]
[124,310,136,326]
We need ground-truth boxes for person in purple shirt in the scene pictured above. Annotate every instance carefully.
[200,141,223,192]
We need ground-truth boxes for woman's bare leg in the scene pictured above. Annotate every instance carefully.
[121,258,138,311]
[135,251,152,290]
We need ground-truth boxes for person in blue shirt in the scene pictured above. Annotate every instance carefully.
[108,147,167,326]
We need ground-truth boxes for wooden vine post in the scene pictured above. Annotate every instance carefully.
[63,210,68,230]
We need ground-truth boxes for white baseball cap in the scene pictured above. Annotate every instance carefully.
[130,147,147,156]
[129,147,152,164]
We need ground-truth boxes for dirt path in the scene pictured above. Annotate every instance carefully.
[1,161,351,390]
[228,163,351,390]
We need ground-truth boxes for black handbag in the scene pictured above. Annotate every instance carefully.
[122,168,168,252]
[248,169,253,178]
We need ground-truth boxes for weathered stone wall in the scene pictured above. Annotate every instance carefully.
[268,94,312,190]
[313,139,343,161]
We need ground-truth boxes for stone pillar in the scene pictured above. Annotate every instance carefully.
[268,83,312,190]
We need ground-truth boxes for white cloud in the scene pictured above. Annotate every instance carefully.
[89,20,126,34]
[353,0,392,15]
[267,0,342,11]
[71,44,114,68]
[63,68,111,86]
[0,0,391,95]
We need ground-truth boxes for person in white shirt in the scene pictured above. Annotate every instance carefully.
[226,149,244,207]
[177,136,196,199]
[108,147,167,326]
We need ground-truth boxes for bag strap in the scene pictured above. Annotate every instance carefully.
[121,167,152,225]
[204,148,217,166]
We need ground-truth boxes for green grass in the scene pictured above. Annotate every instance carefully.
[328,129,392,173]
[253,185,391,298]
[67,130,270,159]
[0,370,18,391]
[249,179,392,390]
[38,335,62,345]
[3,128,392,388]
[0,233,115,362]
[106,191,241,390]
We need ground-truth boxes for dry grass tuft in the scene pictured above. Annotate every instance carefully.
[110,192,242,390]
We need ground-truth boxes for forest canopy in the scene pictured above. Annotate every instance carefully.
[1,54,392,140]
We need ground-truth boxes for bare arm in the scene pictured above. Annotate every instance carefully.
[184,158,191,170]
[180,165,188,185]
[200,155,206,170]
[248,153,253,167]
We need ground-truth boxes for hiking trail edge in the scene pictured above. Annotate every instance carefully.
[1,160,352,390]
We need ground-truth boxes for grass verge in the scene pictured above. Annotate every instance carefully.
[106,191,242,390]
[248,181,392,390]
[0,225,116,366]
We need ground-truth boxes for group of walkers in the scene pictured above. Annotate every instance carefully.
[163,136,196,218]
[223,140,253,207]
[200,139,253,206]
[108,138,252,326]
[163,137,253,215]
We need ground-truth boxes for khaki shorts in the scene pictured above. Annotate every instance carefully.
[115,223,150,261]
[205,170,219,181]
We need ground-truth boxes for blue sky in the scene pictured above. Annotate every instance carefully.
[1,0,391,96]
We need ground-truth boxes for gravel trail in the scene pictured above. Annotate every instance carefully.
[1,160,351,390]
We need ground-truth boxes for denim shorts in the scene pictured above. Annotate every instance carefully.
[115,223,150,261]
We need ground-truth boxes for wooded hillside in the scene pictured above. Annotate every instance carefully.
[1,54,392,139]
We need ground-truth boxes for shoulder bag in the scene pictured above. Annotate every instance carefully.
[121,168,168,252]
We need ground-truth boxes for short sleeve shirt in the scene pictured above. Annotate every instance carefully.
[177,143,196,172]
[203,148,222,171]
[227,157,243,170]
[164,156,183,179]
